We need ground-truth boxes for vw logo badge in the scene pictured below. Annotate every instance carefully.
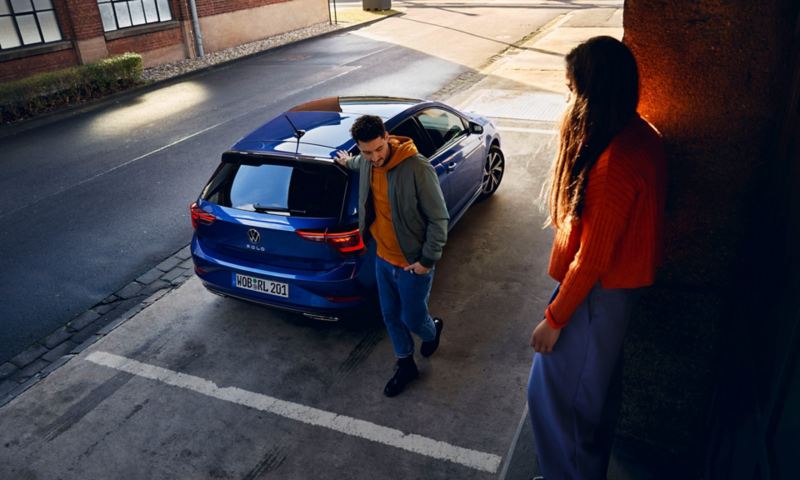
[247,229,260,244]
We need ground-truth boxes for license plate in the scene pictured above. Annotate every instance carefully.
[234,273,289,298]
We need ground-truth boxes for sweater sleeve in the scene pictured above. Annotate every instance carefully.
[546,155,638,329]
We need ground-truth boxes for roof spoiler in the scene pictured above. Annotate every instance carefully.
[287,96,426,113]
[288,97,342,112]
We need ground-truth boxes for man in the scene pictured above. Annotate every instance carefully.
[334,115,448,397]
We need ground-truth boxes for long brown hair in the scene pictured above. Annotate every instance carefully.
[548,36,640,228]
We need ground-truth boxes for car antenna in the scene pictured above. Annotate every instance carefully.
[283,114,306,154]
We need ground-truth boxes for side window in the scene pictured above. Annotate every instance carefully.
[389,118,435,158]
[416,109,467,153]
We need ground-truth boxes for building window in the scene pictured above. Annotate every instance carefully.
[0,0,63,50]
[97,0,173,32]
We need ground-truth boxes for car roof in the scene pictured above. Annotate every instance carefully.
[231,96,430,157]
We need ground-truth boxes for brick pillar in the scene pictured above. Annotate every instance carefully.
[66,0,108,64]
[620,0,799,473]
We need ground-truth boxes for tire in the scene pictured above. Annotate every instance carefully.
[479,144,504,200]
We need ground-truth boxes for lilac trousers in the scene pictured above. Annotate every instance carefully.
[527,284,639,479]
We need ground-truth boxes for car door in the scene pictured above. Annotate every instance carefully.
[416,108,484,219]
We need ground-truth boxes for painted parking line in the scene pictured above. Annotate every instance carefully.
[86,351,503,474]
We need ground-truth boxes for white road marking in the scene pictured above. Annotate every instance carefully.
[86,351,503,474]
[497,126,557,135]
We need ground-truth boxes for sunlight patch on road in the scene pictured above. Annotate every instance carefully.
[84,82,211,135]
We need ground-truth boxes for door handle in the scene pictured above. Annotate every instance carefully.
[446,162,457,172]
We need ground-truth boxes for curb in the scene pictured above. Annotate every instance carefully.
[0,244,193,408]
[0,11,403,141]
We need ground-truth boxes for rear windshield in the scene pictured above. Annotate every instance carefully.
[200,156,348,218]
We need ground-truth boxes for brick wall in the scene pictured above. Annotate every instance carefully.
[0,49,78,82]
[52,0,74,40]
[1,0,318,81]
[66,0,106,40]
[620,0,798,473]
[195,0,290,17]
[107,26,184,55]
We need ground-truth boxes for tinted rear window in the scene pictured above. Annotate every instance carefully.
[201,158,347,218]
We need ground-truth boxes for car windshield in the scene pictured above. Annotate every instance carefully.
[201,157,348,218]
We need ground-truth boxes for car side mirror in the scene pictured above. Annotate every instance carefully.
[469,122,484,135]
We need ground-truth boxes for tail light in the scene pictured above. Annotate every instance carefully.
[190,202,216,229]
[296,228,365,254]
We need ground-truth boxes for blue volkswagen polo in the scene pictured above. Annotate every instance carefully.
[190,96,504,320]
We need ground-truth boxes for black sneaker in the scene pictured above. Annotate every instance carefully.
[383,357,419,397]
[420,318,444,357]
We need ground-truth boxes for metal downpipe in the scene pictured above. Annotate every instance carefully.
[187,0,204,58]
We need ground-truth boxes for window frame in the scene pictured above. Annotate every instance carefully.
[415,107,469,154]
[389,117,437,159]
[97,0,173,33]
[0,0,63,51]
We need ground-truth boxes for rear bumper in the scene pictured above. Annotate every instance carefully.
[191,236,374,315]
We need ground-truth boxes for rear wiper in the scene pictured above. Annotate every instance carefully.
[252,204,307,215]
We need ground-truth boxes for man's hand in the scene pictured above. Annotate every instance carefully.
[334,150,352,167]
[404,262,430,275]
[530,318,561,354]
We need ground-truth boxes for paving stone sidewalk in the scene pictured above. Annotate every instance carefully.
[0,246,193,407]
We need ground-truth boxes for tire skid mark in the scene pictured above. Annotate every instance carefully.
[336,328,384,377]
[241,444,289,480]
[40,372,133,442]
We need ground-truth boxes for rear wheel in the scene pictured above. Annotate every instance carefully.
[479,144,504,200]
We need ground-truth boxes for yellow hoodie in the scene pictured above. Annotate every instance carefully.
[370,136,418,267]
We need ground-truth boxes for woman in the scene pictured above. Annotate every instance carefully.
[527,36,667,479]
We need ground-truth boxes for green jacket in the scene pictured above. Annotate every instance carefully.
[345,150,449,268]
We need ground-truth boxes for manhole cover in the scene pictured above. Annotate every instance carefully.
[463,90,567,122]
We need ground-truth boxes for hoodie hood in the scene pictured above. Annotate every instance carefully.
[378,135,418,171]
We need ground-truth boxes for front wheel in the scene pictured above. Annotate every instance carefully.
[479,144,504,200]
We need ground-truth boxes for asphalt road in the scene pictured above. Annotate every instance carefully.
[0,2,565,365]
[0,121,561,479]
[0,32,474,364]
[0,3,650,478]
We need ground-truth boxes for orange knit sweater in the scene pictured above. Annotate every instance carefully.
[545,115,667,329]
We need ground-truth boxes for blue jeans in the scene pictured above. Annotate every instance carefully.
[527,283,639,479]
[375,256,437,358]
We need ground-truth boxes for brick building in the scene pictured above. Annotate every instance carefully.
[0,0,329,82]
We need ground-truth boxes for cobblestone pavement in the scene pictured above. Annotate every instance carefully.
[0,245,194,406]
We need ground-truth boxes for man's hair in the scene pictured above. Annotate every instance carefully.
[350,115,386,143]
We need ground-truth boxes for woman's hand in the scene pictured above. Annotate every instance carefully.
[530,318,561,354]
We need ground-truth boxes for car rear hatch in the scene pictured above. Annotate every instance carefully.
[192,151,361,272]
